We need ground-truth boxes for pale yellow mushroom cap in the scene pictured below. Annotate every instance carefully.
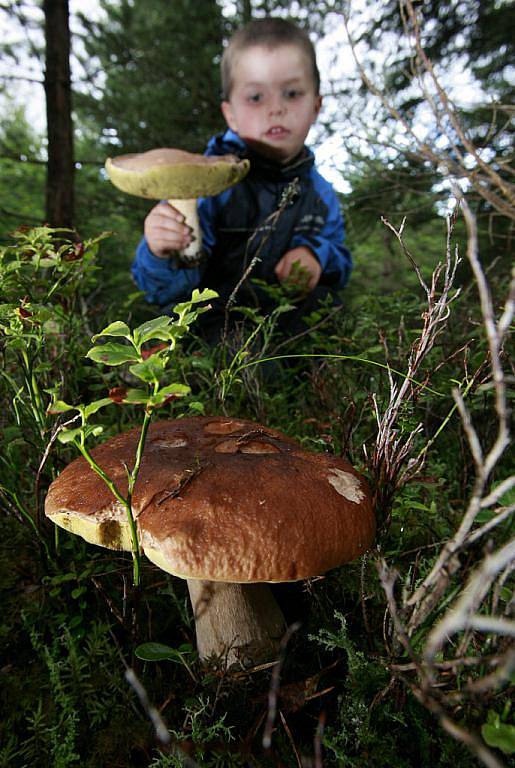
[105,148,250,199]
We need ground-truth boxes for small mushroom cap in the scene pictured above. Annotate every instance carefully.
[105,148,250,199]
[45,417,376,581]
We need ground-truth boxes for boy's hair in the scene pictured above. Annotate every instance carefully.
[221,17,320,100]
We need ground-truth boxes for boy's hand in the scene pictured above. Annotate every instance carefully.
[274,247,322,293]
[144,202,193,258]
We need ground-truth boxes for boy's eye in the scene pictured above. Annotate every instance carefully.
[285,89,303,99]
[247,93,262,103]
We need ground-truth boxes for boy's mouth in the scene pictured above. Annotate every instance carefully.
[265,126,290,138]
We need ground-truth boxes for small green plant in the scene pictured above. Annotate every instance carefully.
[135,641,197,682]
[49,288,217,585]
[481,705,515,756]
[171,694,235,762]
[0,226,106,551]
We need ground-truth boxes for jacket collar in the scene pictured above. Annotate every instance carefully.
[206,129,314,182]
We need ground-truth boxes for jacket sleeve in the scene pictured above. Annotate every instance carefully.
[131,237,202,308]
[291,171,352,289]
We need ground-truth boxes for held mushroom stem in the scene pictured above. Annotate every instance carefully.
[169,198,200,264]
[45,416,376,670]
[105,148,250,265]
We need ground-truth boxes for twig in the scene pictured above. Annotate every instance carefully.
[371,213,460,521]
[35,413,80,525]
[423,540,515,666]
[223,178,300,340]
[406,195,513,620]
[125,668,171,746]
[125,668,201,767]
[279,711,303,768]
[262,622,301,750]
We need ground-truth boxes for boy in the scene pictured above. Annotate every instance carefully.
[132,17,352,340]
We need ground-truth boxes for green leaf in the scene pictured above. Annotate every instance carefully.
[158,383,190,397]
[123,388,151,404]
[83,398,113,419]
[135,642,190,663]
[482,721,515,754]
[47,399,77,415]
[147,383,190,407]
[129,356,166,383]
[85,425,104,439]
[409,501,431,512]
[91,321,131,342]
[191,287,218,303]
[172,288,217,318]
[57,427,83,444]
[133,316,173,347]
[86,343,139,366]
[188,401,205,414]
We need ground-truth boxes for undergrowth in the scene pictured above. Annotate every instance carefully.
[0,227,512,767]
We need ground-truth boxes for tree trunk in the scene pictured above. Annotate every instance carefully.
[239,0,252,24]
[44,0,74,228]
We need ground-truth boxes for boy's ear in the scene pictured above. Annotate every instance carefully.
[221,100,238,132]
[314,95,322,118]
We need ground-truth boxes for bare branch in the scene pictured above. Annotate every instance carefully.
[467,505,514,545]
[370,214,461,519]
[342,7,515,221]
[423,540,515,664]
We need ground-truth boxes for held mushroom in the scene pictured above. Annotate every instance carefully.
[45,416,376,668]
[105,149,249,265]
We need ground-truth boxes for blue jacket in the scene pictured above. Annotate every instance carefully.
[132,130,352,310]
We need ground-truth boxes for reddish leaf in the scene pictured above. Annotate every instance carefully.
[141,342,168,360]
[63,242,84,261]
[108,386,128,403]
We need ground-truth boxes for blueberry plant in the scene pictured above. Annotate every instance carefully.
[49,289,216,586]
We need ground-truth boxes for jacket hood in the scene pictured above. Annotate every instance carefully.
[205,129,314,182]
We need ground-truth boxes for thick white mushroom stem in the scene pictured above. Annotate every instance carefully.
[187,579,287,668]
[168,198,202,266]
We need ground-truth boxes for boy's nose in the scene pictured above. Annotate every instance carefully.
[269,94,286,115]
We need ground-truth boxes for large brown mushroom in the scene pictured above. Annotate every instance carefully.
[105,149,249,265]
[45,416,375,668]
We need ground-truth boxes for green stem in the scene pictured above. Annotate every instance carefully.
[414,376,476,465]
[128,408,152,497]
[20,348,46,435]
[0,485,53,562]
[236,353,447,397]
[76,441,141,587]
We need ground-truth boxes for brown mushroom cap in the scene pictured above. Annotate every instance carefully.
[105,148,250,199]
[45,416,376,582]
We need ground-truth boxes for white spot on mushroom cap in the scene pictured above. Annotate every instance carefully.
[240,441,279,454]
[214,440,239,453]
[204,420,246,435]
[150,437,188,449]
[214,439,280,454]
[327,468,365,504]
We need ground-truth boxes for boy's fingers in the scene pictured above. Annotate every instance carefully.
[274,255,291,281]
[157,202,186,224]
[152,217,192,236]
[152,207,187,227]
[146,222,193,257]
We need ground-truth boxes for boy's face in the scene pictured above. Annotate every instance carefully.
[221,44,322,164]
